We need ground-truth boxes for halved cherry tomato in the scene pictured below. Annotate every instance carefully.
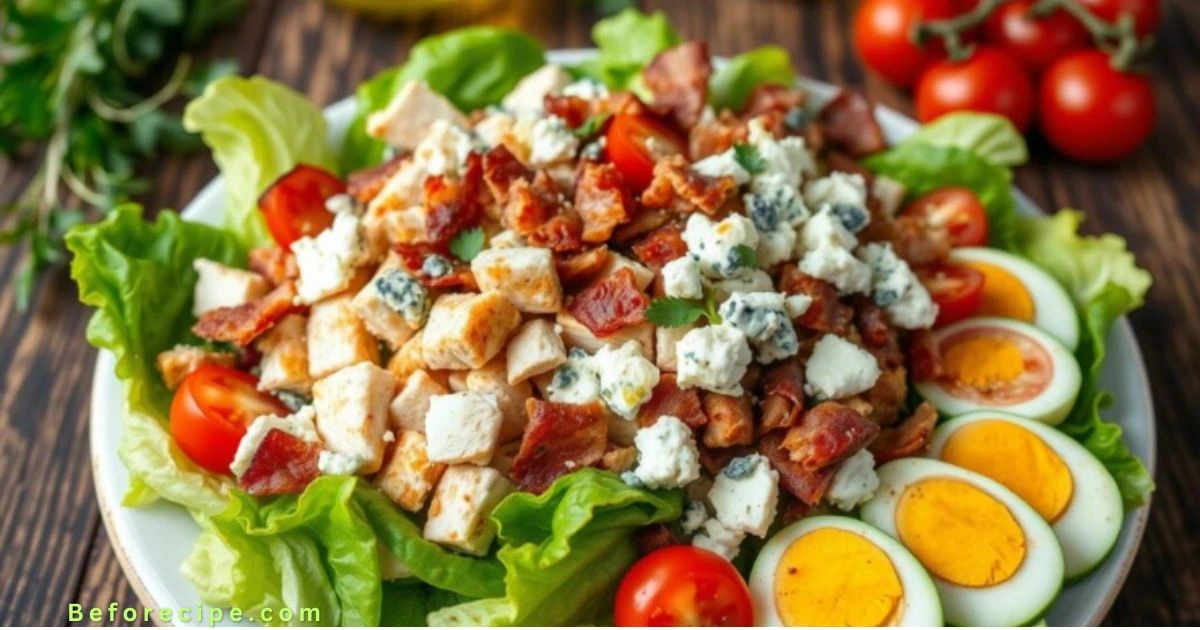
[852,0,962,88]
[169,365,289,475]
[917,263,986,326]
[258,164,346,250]
[983,0,1090,73]
[901,186,990,247]
[614,546,754,627]
[605,114,686,192]
[915,46,1035,132]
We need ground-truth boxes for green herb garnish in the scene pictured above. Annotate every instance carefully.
[573,113,611,139]
[732,244,758,269]
[732,142,766,175]
[449,227,486,262]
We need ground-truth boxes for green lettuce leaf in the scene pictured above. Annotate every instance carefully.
[1015,211,1154,506]
[340,27,545,172]
[183,76,335,246]
[66,205,245,513]
[428,470,682,626]
[709,45,796,112]
[903,112,1029,168]
[570,8,680,91]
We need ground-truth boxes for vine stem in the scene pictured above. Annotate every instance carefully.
[88,54,193,123]
[911,0,1007,62]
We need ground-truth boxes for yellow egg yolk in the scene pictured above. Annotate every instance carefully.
[969,261,1035,322]
[942,336,1025,389]
[938,326,1052,405]
[896,478,1027,587]
[941,420,1075,523]
[774,528,904,626]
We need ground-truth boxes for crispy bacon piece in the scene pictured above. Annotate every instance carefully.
[393,243,477,290]
[193,281,300,346]
[760,362,806,433]
[826,152,875,183]
[781,402,880,469]
[347,155,406,204]
[759,431,834,505]
[742,84,807,118]
[482,144,535,203]
[630,223,689,269]
[779,266,854,335]
[907,328,944,380]
[612,209,670,244]
[555,246,612,287]
[871,402,938,463]
[636,374,707,429]
[239,429,321,497]
[855,302,904,369]
[688,110,744,160]
[862,367,908,426]
[543,94,594,128]
[510,399,607,494]
[635,524,682,555]
[701,393,754,448]
[528,211,584,253]
[641,155,737,216]
[867,215,953,267]
[575,162,634,243]
[599,90,652,118]
[643,41,712,128]
[818,90,886,158]
[424,152,483,244]
[568,268,650,336]
[501,179,555,236]
[247,246,296,287]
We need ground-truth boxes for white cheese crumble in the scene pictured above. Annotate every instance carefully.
[681,500,709,535]
[804,334,881,400]
[708,453,779,537]
[784,294,813,319]
[797,243,873,295]
[746,117,816,187]
[825,448,880,511]
[529,115,579,166]
[803,172,870,233]
[661,256,704,299]
[675,324,753,396]
[682,213,760,279]
[561,77,609,100]
[797,207,858,254]
[857,242,938,329]
[547,342,659,420]
[546,348,602,405]
[692,150,751,185]
[629,416,702,489]
[412,119,482,178]
[717,292,800,364]
[292,212,369,305]
[693,517,745,560]
[230,406,319,479]
[317,449,366,476]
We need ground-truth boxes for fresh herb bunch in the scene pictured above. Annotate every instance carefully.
[0,0,246,307]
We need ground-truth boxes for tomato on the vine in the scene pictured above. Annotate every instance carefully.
[169,365,289,475]
[1079,0,1161,37]
[916,46,1035,132]
[902,187,990,247]
[853,0,962,88]
[614,546,754,626]
[983,0,1091,73]
[258,164,345,250]
[1038,49,1155,162]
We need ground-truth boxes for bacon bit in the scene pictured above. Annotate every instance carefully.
[247,246,297,287]
[701,393,754,448]
[544,94,595,128]
[612,209,671,244]
[818,90,886,158]
[759,431,834,505]
[193,281,300,346]
[742,84,807,118]
[238,429,321,497]
[907,328,944,380]
[391,243,477,290]
[760,362,806,433]
[635,524,682,556]
[482,144,534,203]
[688,109,744,159]
[630,223,689,269]
[855,301,904,369]
[599,91,652,118]
[636,374,707,429]
[871,402,938,463]
[567,267,650,336]
[601,445,638,473]
[510,399,607,494]
[779,266,854,335]
[861,367,908,426]
[641,155,737,216]
[347,155,407,204]
[826,152,875,183]
[866,215,953,267]
[781,402,880,469]
[555,246,612,287]
[802,121,826,155]
[528,211,584,253]
[424,152,483,244]
[501,179,553,236]
[575,162,634,243]
[644,41,712,128]
[699,444,755,476]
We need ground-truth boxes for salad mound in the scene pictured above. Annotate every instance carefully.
[70,8,1152,627]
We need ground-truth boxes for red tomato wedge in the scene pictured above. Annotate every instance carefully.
[902,186,990,247]
[258,164,346,250]
[169,365,289,475]
[917,263,986,327]
[605,114,686,192]
[614,546,754,627]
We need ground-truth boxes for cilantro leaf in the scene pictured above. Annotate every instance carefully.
[732,143,766,175]
[573,113,611,139]
[449,227,486,262]
[645,298,707,328]
[732,244,758,269]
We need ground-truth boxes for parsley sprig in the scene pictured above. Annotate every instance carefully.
[572,113,611,139]
[645,288,724,328]
[732,142,766,175]
[449,227,486,262]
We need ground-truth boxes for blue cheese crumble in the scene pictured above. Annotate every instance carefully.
[682,213,760,279]
[421,254,453,278]
[858,242,938,329]
[629,415,701,489]
[376,269,430,328]
[675,324,754,395]
[804,172,870,233]
[718,292,800,364]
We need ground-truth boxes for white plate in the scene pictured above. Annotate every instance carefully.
[90,50,1156,627]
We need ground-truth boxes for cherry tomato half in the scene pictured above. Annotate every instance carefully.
[901,186,990,247]
[614,546,754,627]
[169,365,289,475]
[852,0,962,88]
[1038,50,1156,163]
[1079,0,1161,37]
[605,114,686,192]
[983,0,1090,73]
[258,164,346,250]
[917,262,986,327]
[916,46,1035,132]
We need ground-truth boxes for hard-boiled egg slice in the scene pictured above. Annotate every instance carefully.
[928,411,1124,581]
[749,515,942,627]
[861,458,1065,627]
[949,247,1079,350]
[914,317,1082,425]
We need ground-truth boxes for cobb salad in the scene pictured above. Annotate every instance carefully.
[70,9,1153,627]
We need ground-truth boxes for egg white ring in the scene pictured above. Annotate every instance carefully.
[861,458,1065,627]
[928,411,1124,581]
[748,515,943,627]
[949,247,1080,350]
[915,317,1082,426]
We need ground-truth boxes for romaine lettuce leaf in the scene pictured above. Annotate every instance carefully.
[903,112,1029,168]
[340,27,545,172]
[183,76,336,247]
[709,45,796,112]
[570,8,680,92]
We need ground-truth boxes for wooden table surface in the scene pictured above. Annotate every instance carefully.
[1,0,1197,625]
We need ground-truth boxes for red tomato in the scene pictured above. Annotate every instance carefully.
[916,47,1036,132]
[901,187,990,247]
[853,0,961,88]
[258,164,345,250]
[1079,0,1161,36]
[917,263,986,326]
[983,0,1090,73]
[169,365,290,475]
[614,546,754,627]
[605,114,686,192]
[1038,50,1156,162]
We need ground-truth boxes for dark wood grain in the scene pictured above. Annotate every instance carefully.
[1,0,1197,625]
